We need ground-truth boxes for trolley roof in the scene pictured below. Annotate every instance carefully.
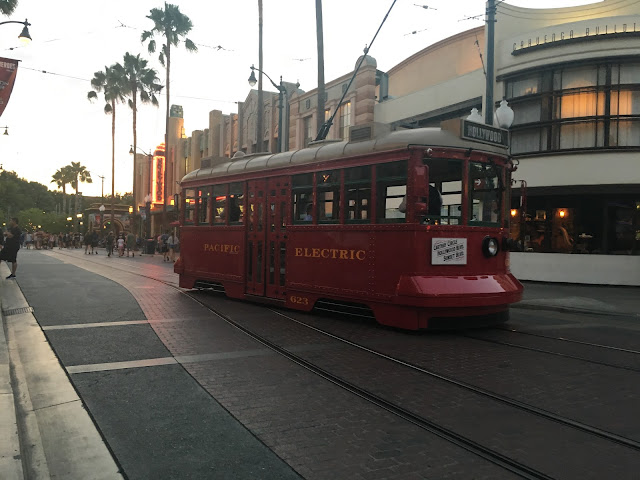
[181,126,508,184]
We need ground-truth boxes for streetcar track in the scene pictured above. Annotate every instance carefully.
[495,327,640,355]
[462,333,640,373]
[46,250,640,477]
[266,309,640,452]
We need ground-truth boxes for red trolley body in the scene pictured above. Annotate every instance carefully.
[175,127,523,330]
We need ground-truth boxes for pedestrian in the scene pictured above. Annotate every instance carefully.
[25,231,33,249]
[167,231,179,262]
[106,231,115,257]
[117,234,125,257]
[90,230,98,254]
[84,231,92,254]
[126,231,136,257]
[161,230,170,261]
[1,217,22,279]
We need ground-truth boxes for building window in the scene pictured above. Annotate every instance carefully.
[303,116,313,147]
[339,101,351,140]
[506,61,640,155]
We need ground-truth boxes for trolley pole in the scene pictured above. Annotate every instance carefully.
[485,0,496,126]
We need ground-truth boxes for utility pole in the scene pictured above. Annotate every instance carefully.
[484,0,496,126]
[316,0,326,137]
[256,0,264,153]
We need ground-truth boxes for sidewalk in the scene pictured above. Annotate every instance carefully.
[516,281,640,318]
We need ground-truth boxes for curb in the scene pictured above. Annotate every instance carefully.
[512,302,639,318]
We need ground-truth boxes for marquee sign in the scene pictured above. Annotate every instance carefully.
[152,143,166,204]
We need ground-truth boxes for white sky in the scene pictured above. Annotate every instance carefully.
[0,0,601,197]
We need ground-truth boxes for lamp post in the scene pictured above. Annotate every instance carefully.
[0,19,32,43]
[1,127,8,135]
[144,194,152,254]
[248,65,288,153]
[99,204,105,238]
[76,212,82,234]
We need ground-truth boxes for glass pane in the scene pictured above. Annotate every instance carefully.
[509,75,540,97]
[512,100,541,125]
[377,160,407,180]
[559,91,598,118]
[293,190,313,222]
[424,158,462,222]
[279,241,286,287]
[378,184,406,221]
[185,188,196,223]
[346,186,371,222]
[230,182,244,223]
[620,63,640,84]
[469,162,502,225]
[560,122,596,149]
[318,188,340,222]
[213,185,227,225]
[345,165,371,183]
[562,66,597,89]
[198,187,211,225]
[612,120,640,147]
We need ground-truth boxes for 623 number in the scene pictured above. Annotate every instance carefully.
[289,296,309,306]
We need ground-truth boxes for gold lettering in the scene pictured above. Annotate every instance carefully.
[233,245,240,254]
[304,247,312,257]
[331,249,339,259]
[321,249,330,258]
[224,245,230,253]
[295,247,302,257]
[339,250,348,260]
[312,248,321,258]
[356,250,366,261]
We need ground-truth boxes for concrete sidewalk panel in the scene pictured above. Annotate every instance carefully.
[3,275,122,480]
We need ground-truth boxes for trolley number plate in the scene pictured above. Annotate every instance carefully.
[289,296,309,306]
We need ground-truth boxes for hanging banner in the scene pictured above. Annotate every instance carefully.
[0,58,19,118]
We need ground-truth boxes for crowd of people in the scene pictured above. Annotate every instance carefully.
[1,222,181,280]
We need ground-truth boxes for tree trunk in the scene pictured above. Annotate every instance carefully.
[256,0,263,153]
[62,185,66,216]
[132,88,138,236]
[163,42,171,233]
[111,99,116,232]
[316,0,325,139]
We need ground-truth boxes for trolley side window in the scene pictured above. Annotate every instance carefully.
[184,188,196,224]
[376,160,407,223]
[423,158,463,225]
[229,182,245,224]
[198,187,212,225]
[292,173,314,224]
[469,161,502,226]
[317,170,340,224]
[344,166,371,223]
[213,184,227,225]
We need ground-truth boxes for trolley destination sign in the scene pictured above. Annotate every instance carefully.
[461,120,509,149]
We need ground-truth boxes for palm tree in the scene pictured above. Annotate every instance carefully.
[68,161,93,217]
[0,0,18,16]
[141,2,197,230]
[122,52,162,226]
[51,168,67,215]
[87,64,127,231]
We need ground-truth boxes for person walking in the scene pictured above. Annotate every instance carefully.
[167,231,179,262]
[1,218,22,279]
[91,230,99,254]
[106,231,115,257]
[126,231,136,257]
[117,234,125,257]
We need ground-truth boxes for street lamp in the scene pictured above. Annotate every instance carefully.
[0,19,32,44]
[1,127,8,135]
[99,204,105,237]
[248,65,290,153]
[144,194,152,252]
[76,212,82,233]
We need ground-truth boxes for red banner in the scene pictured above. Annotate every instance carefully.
[0,58,18,118]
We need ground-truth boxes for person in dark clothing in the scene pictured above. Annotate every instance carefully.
[1,217,22,279]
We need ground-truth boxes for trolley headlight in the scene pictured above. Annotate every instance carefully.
[482,236,500,257]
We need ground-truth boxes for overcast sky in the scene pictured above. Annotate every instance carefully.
[1,0,600,197]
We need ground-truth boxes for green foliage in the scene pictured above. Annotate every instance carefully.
[0,0,18,16]
[17,208,68,234]
[141,2,197,67]
[0,170,56,221]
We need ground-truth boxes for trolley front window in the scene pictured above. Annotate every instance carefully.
[469,161,503,226]
[423,158,463,225]
[229,182,245,224]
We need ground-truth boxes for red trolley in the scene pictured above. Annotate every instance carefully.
[174,124,523,329]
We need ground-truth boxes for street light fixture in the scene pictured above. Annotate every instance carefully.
[0,19,32,44]
[1,127,8,136]
[99,204,105,236]
[248,65,293,153]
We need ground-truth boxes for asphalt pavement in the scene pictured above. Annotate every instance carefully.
[1,247,638,479]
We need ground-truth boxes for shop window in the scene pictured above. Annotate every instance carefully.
[376,160,407,223]
[344,165,371,223]
[213,184,227,225]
